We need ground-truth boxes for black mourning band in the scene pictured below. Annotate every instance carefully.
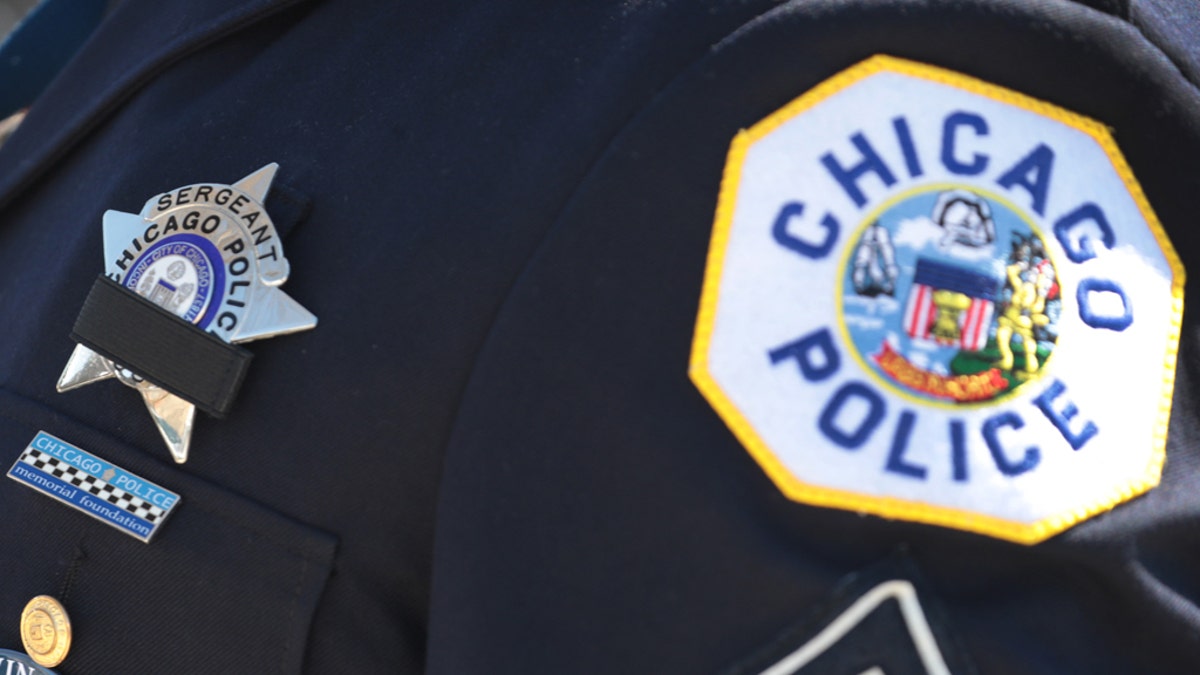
[69,275,252,417]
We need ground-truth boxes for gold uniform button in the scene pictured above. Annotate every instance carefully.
[20,595,71,668]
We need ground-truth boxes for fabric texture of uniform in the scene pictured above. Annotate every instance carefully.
[0,0,1196,672]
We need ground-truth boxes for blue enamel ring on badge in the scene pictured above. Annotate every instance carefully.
[0,649,57,674]
[8,431,181,543]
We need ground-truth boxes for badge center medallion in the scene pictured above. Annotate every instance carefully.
[123,235,224,326]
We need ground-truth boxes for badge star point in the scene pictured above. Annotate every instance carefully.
[102,210,149,277]
[139,387,195,464]
[234,283,318,343]
[232,162,278,203]
[56,345,115,393]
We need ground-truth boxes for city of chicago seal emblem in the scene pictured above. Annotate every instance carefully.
[841,187,1062,408]
[690,55,1184,543]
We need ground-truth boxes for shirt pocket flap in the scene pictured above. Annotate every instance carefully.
[0,388,336,673]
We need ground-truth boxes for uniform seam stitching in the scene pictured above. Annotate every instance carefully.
[283,556,310,674]
[1120,12,1200,96]
[424,5,794,650]
[1055,0,1200,99]
[434,5,789,462]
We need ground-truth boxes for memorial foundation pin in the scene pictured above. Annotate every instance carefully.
[57,164,317,463]
[8,431,182,542]
[19,596,70,669]
[691,55,1184,544]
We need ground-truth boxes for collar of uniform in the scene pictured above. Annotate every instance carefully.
[0,0,313,212]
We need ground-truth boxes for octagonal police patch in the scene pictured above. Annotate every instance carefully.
[690,55,1184,544]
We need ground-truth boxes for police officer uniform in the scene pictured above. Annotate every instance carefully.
[0,0,1197,673]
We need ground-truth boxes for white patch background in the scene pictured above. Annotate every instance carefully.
[705,70,1178,527]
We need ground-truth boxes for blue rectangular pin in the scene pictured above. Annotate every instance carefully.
[7,431,180,542]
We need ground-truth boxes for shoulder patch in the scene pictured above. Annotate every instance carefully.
[690,55,1184,544]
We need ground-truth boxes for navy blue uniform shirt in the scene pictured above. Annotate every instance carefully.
[0,0,1197,672]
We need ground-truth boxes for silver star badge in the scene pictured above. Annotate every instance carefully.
[57,164,317,463]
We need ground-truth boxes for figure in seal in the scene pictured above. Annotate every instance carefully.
[995,233,1057,375]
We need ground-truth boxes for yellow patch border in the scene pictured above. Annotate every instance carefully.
[688,54,1185,545]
